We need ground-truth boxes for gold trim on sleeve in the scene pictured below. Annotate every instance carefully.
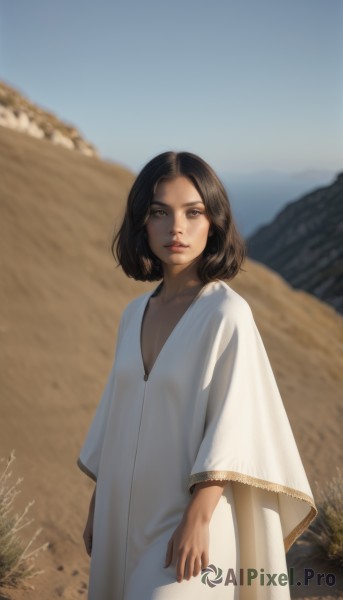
[283,506,317,552]
[188,470,317,552]
[77,457,97,482]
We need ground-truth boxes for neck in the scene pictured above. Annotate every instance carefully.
[156,267,204,303]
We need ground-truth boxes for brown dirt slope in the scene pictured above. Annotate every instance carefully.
[0,126,342,599]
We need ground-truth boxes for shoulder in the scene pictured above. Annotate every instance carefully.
[204,279,254,326]
[118,286,155,323]
[202,280,260,353]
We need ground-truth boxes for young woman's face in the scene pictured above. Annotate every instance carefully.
[146,176,212,271]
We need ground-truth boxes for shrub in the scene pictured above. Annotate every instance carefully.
[303,468,343,568]
[0,450,49,590]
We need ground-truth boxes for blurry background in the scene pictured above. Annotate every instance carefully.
[1,0,342,235]
[0,1,342,598]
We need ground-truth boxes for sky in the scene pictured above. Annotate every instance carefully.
[0,0,342,177]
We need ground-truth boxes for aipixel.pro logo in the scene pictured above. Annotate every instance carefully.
[201,564,223,587]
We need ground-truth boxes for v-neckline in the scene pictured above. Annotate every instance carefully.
[139,281,211,379]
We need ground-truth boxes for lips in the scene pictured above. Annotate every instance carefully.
[164,241,188,247]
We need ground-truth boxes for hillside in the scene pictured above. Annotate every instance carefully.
[247,173,343,314]
[0,80,97,157]
[0,125,342,599]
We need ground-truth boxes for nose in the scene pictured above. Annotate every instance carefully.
[168,211,183,234]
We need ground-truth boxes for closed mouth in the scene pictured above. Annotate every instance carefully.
[165,242,188,247]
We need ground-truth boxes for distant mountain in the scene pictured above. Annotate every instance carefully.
[220,170,337,237]
[0,79,97,157]
[247,173,343,314]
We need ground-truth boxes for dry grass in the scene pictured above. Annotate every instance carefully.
[303,469,343,568]
[0,125,342,599]
[0,451,49,590]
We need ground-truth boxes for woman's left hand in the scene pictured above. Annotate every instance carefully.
[164,511,210,582]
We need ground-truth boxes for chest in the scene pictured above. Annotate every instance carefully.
[140,297,196,377]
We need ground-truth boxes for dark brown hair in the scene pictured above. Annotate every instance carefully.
[111,151,246,282]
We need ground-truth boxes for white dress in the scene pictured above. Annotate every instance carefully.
[77,279,317,600]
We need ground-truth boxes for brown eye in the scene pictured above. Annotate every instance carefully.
[150,209,167,217]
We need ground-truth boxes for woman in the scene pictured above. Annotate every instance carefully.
[77,151,317,600]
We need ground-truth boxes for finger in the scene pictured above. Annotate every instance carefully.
[185,555,194,580]
[193,556,202,577]
[164,539,173,567]
[176,550,186,582]
[201,551,209,570]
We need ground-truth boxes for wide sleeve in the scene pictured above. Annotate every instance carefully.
[188,299,317,554]
[76,310,127,482]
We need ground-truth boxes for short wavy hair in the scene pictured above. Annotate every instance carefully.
[112,151,246,282]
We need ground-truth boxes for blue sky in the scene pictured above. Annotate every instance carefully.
[1,0,342,176]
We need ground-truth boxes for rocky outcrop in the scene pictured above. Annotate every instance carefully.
[247,173,343,314]
[0,80,98,157]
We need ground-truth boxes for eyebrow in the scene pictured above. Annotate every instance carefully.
[150,200,204,207]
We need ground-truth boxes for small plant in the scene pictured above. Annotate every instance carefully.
[303,468,343,568]
[0,450,49,590]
